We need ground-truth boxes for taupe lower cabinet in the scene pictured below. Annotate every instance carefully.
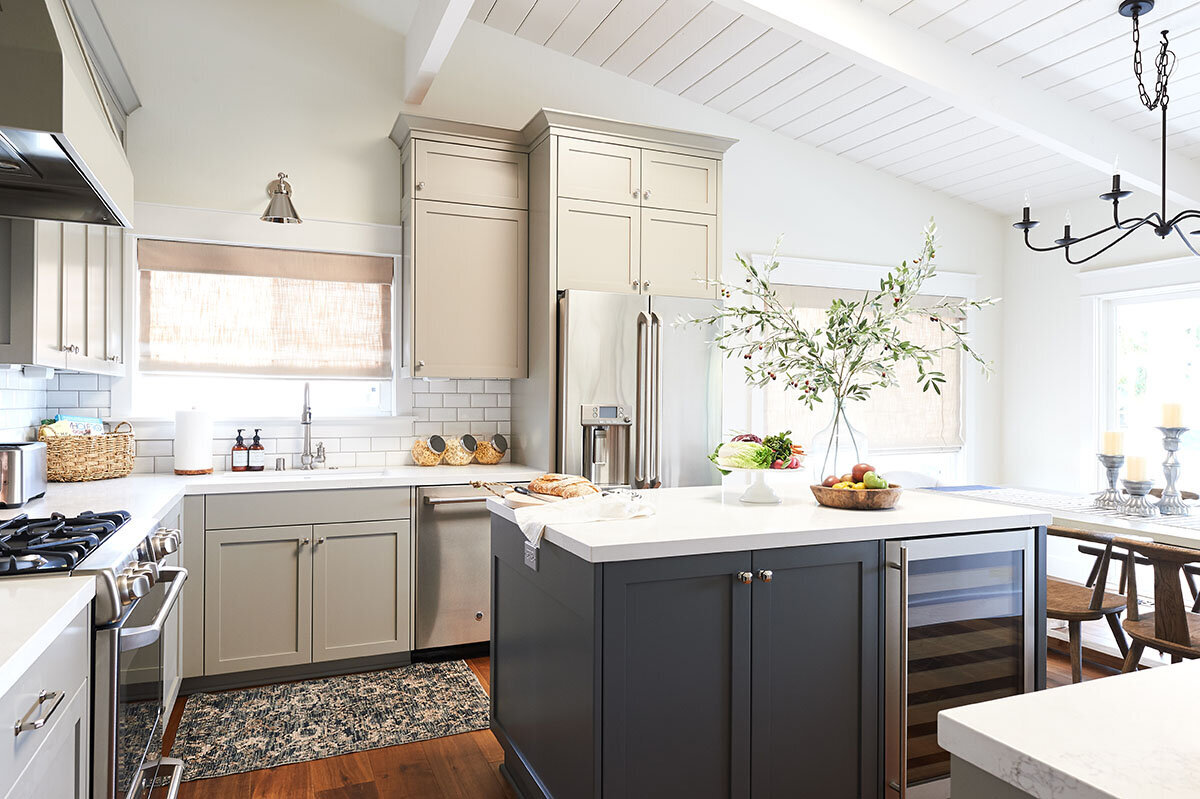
[203,520,412,675]
[0,218,126,374]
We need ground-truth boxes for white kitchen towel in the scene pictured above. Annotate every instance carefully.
[513,492,655,547]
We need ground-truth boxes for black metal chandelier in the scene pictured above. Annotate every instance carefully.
[1014,0,1198,264]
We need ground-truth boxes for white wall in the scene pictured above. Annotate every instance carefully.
[98,3,1008,481]
[1000,194,1200,489]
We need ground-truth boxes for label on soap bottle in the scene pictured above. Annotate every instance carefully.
[233,449,249,469]
[249,450,264,468]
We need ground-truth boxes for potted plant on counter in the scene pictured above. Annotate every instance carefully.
[689,219,996,481]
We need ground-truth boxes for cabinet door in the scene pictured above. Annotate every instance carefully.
[104,227,124,369]
[412,201,528,378]
[60,222,87,361]
[640,208,717,299]
[30,221,67,369]
[413,140,528,209]
[312,520,412,662]
[603,552,751,799]
[557,198,641,294]
[3,683,89,799]
[640,150,719,214]
[750,541,880,799]
[204,525,313,675]
[558,137,641,206]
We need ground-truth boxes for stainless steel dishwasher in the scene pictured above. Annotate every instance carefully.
[415,484,502,650]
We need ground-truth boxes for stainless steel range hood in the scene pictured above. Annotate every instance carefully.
[0,0,134,226]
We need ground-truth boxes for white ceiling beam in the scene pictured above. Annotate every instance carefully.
[727,0,1200,210]
[403,0,473,105]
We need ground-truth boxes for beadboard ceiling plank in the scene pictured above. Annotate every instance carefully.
[755,64,878,130]
[485,0,539,34]
[628,3,741,85]
[890,0,970,31]
[727,51,851,123]
[967,2,1110,67]
[574,0,668,65]
[704,39,827,113]
[469,0,497,22]
[600,0,708,74]
[544,0,621,55]
[916,140,1055,192]
[822,95,948,155]
[798,85,928,148]
[918,0,1025,44]
[515,0,585,45]
[680,26,795,103]
[851,112,982,167]
[657,15,771,93]
[776,74,900,139]
[887,126,1020,180]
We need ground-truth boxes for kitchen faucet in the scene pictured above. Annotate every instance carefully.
[300,382,320,470]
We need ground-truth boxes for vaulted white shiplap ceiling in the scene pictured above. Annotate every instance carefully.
[466,0,1200,214]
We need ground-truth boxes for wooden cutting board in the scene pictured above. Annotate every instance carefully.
[503,489,563,508]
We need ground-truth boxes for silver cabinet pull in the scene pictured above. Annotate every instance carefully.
[736,571,753,584]
[423,495,490,506]
[886,546,910,798]
[643,189,651,199]
[14,689,64,736]
[757,570,773,583]
[416,181,426,191]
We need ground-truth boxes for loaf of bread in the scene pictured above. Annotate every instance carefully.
[528,473,601,499]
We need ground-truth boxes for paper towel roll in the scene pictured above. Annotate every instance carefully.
[174,409,213,474]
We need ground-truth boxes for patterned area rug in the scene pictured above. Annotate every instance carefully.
[171,660,490,781]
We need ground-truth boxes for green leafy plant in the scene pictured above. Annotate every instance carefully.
[689,219,997,475]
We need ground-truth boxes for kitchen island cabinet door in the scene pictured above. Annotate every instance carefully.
[602,552,752,799]
[204,525,313,675]
[312,520,412,662]
[750,541,881,799]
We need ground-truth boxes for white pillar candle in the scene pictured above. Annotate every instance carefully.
[1101,431,1124,456]
[1162,403,1184,428]
[1127,456,1148,482]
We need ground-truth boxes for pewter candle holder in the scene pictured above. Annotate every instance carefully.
[1095,453,1126,510]
[1121,479,1159,518]
[1155,426,1190,516]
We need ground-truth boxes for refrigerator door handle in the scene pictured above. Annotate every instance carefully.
[634,312,650,487]
[886,546,909,798]
[649,312,663,487]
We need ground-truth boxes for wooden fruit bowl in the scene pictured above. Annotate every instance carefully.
[810,483,903,510]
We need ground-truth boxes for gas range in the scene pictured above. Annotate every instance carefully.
[0,510,131,575]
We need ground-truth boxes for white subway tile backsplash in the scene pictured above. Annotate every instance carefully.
[414,421,443,436]
[429,408,457,422]
[355,451,386,467]
[78,391,110,408]
[46,391,79,407]
[484,380,509,393]
[137,440,173,457]
[413,394,442,408]
[370,437,401,451]
[484,407,510,421]
[57,374,98,391]
[441,394,470,408]
[456,380,484,393]
[457,408,484,422]
[470,394,497,408]
[340,437,371,451]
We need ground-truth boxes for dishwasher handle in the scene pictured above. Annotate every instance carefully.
[423,495,491,507]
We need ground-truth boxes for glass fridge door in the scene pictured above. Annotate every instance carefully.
[885,529,1036,797]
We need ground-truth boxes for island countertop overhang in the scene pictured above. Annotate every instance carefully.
[487,485,1052,563]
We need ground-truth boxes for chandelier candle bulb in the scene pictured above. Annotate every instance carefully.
[1163,403,1184,427]
[1127,456,1148,482]
[1101,431,1124,456]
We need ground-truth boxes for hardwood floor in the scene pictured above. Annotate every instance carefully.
[160,649,1117,798]
[163,658,517,799]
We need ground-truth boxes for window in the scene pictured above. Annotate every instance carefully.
[131,239,395,418]
[762,286,964,454]
[1104,289,1200,458]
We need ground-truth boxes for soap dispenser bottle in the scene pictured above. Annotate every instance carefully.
[248,429,266,472]
[232,429,249,472]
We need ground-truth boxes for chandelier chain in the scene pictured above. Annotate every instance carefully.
[1132,10,1174,111]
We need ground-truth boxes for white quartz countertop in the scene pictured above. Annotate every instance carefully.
[0,576,95,697]
[487,483,1051,562]
[940,660,1200,798]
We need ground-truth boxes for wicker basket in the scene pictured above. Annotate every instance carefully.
[38,421,136,482]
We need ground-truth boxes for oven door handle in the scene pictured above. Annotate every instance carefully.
[119,567,188,653]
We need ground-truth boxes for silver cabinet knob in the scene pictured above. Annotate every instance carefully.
[317,537,326,545]
[631,189,639,198]
[416,181,426,191]
[643,189,651,200]
[757,570,773,583]
[475,611,484,621]
[299,537,310,547]
[736,571,753,584]
[631,280,640,290]
[416,360,425,369]
[642,281,651,290]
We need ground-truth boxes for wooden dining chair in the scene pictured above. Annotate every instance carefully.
[1116,537,1200,672]
[1046,526,1128,683]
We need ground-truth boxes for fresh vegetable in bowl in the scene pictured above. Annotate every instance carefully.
[762,430,794,465]
[709,441,774,474]
[731,433,762,443]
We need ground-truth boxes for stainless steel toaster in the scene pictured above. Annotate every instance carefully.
[0,442,47,508]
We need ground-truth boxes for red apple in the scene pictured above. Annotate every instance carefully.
[840,473,854,484]
[851,463,875,482]
[823,475,838,487]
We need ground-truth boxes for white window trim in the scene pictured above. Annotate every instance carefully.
[112,202,409,422]
[744,253,977,461]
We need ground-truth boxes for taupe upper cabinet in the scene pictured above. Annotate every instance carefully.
[558,138,719,216]
[640,208,719,298]
[393,116,530,380]
[0,218,126,375]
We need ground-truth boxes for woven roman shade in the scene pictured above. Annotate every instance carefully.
[138,239,393,378]
[765,285,965,453]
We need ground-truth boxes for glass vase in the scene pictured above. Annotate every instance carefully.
[812,404,868,482]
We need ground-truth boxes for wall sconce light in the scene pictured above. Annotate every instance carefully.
[261,172,302,224]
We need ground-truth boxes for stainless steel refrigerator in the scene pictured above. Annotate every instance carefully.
[558,289,721,489]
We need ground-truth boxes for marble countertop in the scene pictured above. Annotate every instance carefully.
[940,660,1200,798]
[0,576,95,697]
[488,483,1051,562]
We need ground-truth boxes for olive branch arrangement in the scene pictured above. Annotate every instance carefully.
[687,219,997,475]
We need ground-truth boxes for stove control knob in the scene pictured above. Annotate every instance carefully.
[132,561,159,584]
[149,529,180,561]
[116,569,151,604]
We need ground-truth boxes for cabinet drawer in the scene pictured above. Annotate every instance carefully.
[205,487,412,529]
[413,140,528,209]
[0,607,89,799]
